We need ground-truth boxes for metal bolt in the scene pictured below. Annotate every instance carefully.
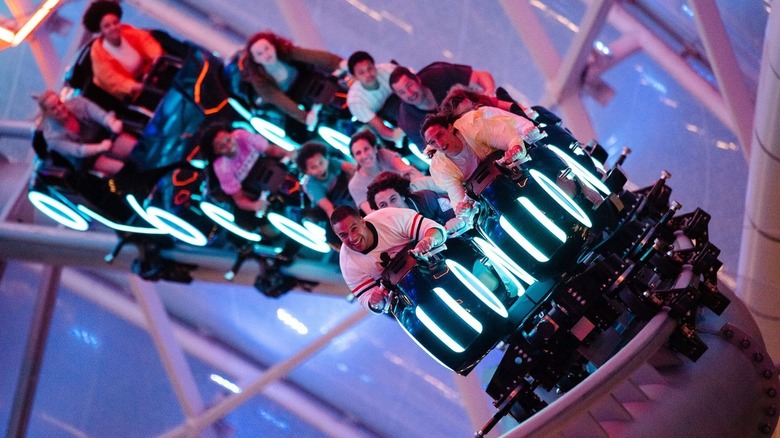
[765,406,777,417]
[767,387,777,398]
[740,338,751,349]
[759,423,772,434]
[764,370,775,380]
[754,352,765,363]
[723,329,734,339]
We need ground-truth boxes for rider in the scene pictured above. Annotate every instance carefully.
[200,122,292,213]
[365,171,454,226]
[331,205,445,312]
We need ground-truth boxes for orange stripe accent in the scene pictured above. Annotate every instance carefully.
[193,59,209,105]
[172,169,199,187]
[203,98,228,115]
[186,145,201,162]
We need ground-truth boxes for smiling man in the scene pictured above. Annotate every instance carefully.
[331,205,445,312]
[346,51,404,142]
[389,63,496,148]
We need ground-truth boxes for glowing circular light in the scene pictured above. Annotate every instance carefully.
[28,191,89,231]
[302,219,327,241]
[445,259,508,318]
[529,169,592,228]
[77,205,166,234]
[144,206,208,246]
[547,145,610,195]
[473,236,536,287]
[200,201,261,242]
[250,117,299,151]
[317,126,352,158]
[408,142,432,165]
[499,215,550,262]
[267,212,330,253]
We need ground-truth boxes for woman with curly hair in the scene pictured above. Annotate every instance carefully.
[239,31,345,129]
[82,0,162,100]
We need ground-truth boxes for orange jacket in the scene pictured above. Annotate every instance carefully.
[90,24,163,100]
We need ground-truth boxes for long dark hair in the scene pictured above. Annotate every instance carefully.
[241,32,294,87]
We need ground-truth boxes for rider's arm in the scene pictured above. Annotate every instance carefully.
[232,190,266,212]
[367,116,405,142]
[469,69,496,95]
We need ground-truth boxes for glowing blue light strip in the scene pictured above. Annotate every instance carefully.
[200,201,262,242]
[432,287,483,333]
[529,169,592,228]
[396,321,454,370]
[415,306,465,353]
[267,212,330,253]
[317,126,352,158]
[473,237,536,288]
[518,196,566,243]
[302,220,327,241]
[499,215,549,262]
[547,145,610,195]
[445,260,508,318]
[408,142,431,165]
[126,195,208,246]
[77,205,166,234]
[251,118,299,151]
[28,191,89,231]
[227,97,253,120]
[146,206,208,246]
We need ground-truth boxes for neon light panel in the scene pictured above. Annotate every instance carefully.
[408,142,432,165]
[415,306,465,353]
[547,145,610,195]
[529,169,592,228]
[200,202,262,242]
[499,215,549,262]
[28,191,89,231]
[432,287,483,333]
[251,118,298,151]
[473,237,536,288]
[518,196,567,242]
[317,126,352,158]
[126,195,207,246]
[77,205,165,234]
[267,212,330,253]
[445,260,508,318]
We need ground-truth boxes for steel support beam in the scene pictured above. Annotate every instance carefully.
[499,0,598,143]
[606,3,738,150]
[158,308,368,437]
[129,275,213,431]
[547,0,614,105]
[688,0,755,160]
[6,0,61,88]
[273,0,327,50]
[5,265,62,438]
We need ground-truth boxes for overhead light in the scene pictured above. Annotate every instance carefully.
[0,0,61,46]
